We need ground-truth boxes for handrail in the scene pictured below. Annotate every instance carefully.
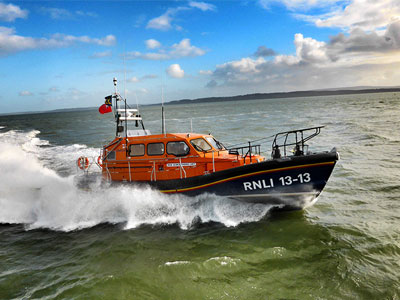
[179,158,187,179]
[271,126,324,158]
[227,143,261,163]
[105,163,111,181]
[212,151,215,172]
[150,161,156,181]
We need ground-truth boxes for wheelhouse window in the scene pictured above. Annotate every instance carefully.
[190,138,212,152]
[167,141,190,156]
[205,136,224,150]
[147,143,165,156]
[107,150,116,160]
[129,144,145,156]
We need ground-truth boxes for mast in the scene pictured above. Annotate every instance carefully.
[111,77,146,138]
[113,77,120,137]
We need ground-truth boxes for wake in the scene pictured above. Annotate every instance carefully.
[0,130,273,231]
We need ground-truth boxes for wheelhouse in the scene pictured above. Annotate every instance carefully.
[101,131,265,182]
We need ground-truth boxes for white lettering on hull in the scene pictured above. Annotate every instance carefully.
[243,173,312,191]
[243,178,274,191]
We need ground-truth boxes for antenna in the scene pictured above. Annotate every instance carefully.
[113,77,120,137]
[113,77,117,88]
[161,86,166,136]
[123,44,127,101]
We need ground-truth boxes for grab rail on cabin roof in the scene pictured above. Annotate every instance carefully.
[271,126,324,158]
[227,143,261,164]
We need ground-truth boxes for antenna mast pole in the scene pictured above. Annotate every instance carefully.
[113,77,120,137]
[161,86,166,136]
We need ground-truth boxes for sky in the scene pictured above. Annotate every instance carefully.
[1,0,400,113]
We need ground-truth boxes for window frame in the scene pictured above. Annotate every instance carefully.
[147,142,165,156]
[190,138,212,152]
[128,143,145,157]
[166,141,190,157]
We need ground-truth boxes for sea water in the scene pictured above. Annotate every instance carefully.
[0,93,399,299]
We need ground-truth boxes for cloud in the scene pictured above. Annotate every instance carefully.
[327,21,400,58]
[166,64,184,78]
[49,87,59,92]
[206,79,217,88]
[127,74,158,83]
[128,76,139,83]
[204,22,400,93]
[145,39,161,49]
[126,51,169,60]
[19,90,33,96]
[254,45,277,57]
[40,7,98,20]
[259,0,340,11]
[126,38,206,60]
[146,2,215,31]
[0,2,28,22]
[90,50,112,58]
[52,33,116,46]
[294,0,400,31]
[75,10,98,18]
[0,27,116,56]
[294,33,329,64]
[134,14,147,28]
[199,70,212,75]
[68,88,85,100]
[40,7,71,19]
[170,39,206,57]
[147,12,173,31]
[189,1,216,11]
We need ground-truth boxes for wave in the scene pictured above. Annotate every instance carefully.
[0,130,273,231]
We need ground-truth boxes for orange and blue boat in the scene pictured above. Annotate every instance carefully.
[83,78,339,210]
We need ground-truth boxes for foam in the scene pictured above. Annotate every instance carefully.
[164,261,191,266]
[0,130,274,231]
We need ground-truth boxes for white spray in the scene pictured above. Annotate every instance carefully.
[0,130,273,231]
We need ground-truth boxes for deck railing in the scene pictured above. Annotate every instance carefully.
[271,126,323,158]
[227,142,261,164]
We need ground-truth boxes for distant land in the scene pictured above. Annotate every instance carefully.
[165,87,400,105]
[1,87,400,116]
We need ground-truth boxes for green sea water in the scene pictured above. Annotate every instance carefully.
[0,93,399,299]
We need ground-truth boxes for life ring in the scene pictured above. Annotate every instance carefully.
[97,156,103,168]
[77,156,90,170]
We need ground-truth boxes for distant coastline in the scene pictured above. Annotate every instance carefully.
[2,87,400,116]
[165,87,400,106]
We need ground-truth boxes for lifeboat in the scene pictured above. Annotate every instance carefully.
[95,78,339,210]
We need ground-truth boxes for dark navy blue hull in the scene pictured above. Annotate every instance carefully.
[153,150,339,209]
